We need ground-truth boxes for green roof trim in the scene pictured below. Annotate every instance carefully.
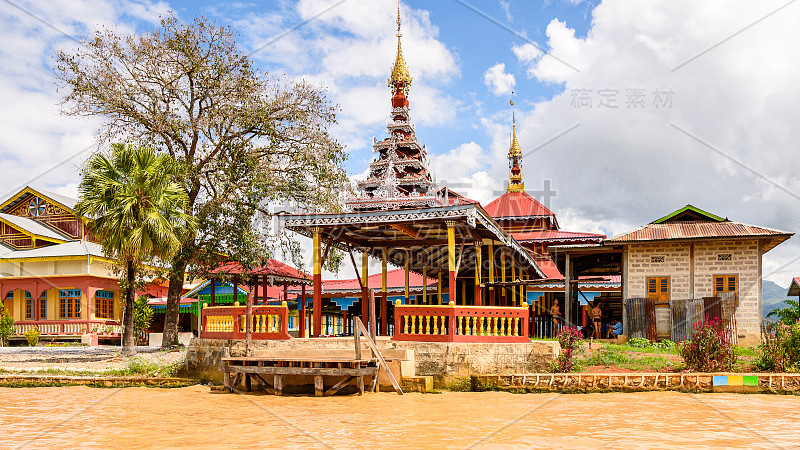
[651,205,726,224]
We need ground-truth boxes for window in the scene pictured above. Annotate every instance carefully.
[95,291,114,319]
[39,293,47,320]
[714,275,737,297]
[25,292,32,320]
[650,256,665,263]
[59,289,82,319]
[717,253,732,261]
[646,277,670,302]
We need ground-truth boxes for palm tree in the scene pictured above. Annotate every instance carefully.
[75,144,196,356]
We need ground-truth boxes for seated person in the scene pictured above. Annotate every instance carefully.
[606,319,623,338]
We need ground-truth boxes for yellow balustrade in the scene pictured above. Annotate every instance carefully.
[432,316,439,335]
[404,314,410,334]
[512,317,519,336]
[493,317,498,336]
[424,316,430,335]
[411,315,417,334]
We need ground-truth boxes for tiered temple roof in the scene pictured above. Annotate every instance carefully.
[346,9,442,212]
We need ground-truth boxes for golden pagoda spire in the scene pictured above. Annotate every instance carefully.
[388,1,412,95]
[507,96,525,192]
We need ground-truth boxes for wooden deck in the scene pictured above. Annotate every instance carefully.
[221,356,378,396]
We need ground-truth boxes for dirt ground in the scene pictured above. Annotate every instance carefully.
[0,346,186,373]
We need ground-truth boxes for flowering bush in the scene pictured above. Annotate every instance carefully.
[755,320,800,372]
[549,326,583,373]
[680,317,736,372]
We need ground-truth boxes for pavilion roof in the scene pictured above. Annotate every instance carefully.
[210,260,311,285]
[281,203,545,280]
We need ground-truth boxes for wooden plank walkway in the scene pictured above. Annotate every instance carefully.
[222,356,378,396]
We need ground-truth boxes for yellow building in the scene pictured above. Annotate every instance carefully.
[0,187,133,343]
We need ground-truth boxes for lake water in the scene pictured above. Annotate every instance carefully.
[1,386,798,449]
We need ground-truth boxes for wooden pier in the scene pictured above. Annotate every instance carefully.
[222,355,378,396]
[221,321,402,396]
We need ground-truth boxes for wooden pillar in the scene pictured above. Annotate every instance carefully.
[564,253,572,328]
[474,241,482,306]
[232,278,239,305]
[404,253,410,304]
[299,284,306,338]
[511,262,517,305]
[342,311,348,335]
[282,281,288,304]
[312,227,322,337]
[422,266,428,304]
[500,249,507,306]
[209,278,215,306]
[519,270,525,306]
[262,276,268,306]
[488,241,495,306]
[446,221,456,304]
[245,280,253,356]
[437,271,442,305]
[381,248,388,335]
[361,250,369,328]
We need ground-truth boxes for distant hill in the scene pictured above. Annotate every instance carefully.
[762,280,792,317]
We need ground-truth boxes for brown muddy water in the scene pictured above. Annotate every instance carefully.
[1,386,798,449]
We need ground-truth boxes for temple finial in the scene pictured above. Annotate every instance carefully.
[507,94,524,193]
[388,1,412,95]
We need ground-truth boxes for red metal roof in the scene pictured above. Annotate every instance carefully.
[607,221,792,243]
[323,268,437,293]
[483,191,556,220]
[532,257,563,279]
[212,260,309,281]
[513,230,605,243]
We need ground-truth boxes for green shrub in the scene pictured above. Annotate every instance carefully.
[653,339,675,350]
[549,327,583,373]
[0,306,14,347]
[755,320,800,372]
[24,327,40,347]
[628,337,651,349]
[680,317,736,372]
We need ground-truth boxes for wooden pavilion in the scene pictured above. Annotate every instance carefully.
[281,203,545,342]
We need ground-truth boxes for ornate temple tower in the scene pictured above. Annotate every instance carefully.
[346,7,440,211]
[506,104,525,193]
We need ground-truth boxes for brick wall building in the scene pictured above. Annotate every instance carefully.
[609,206,791,345]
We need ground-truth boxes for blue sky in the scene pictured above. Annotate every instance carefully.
[1,0,799,286]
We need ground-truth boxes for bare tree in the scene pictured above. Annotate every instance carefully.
[56,14,349,347]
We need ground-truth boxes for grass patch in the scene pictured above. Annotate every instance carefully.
[577,345,681,372]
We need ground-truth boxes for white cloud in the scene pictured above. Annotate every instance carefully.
[232,0,460,164]
[512,42,543,64]
[484,63,516,96]
[0,0,168,198]
[489,0,800,283]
